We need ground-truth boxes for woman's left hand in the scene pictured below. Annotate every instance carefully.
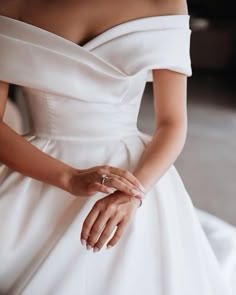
[80,190,142,252]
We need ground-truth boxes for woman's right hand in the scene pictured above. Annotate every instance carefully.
[65,165,145,198]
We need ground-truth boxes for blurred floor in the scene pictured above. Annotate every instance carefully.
[138,71,236,226]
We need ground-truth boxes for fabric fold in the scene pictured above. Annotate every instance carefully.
[1,13,234,295]
[0,14,191,99]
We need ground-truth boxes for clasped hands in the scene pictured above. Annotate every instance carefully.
[67,165,145,253]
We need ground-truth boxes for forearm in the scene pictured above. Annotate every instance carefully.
[0,121,74,190]
[133,123,187,193]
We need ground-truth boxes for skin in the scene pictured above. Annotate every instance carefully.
[0,0,189,252]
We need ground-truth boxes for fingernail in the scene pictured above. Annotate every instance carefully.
[93,247,99,253]
[107,245,113,249]
[81,239,86,246]
[86,244,92,250]
[139,184,146,193]
[107,188,116,194]
[131,188,140,195]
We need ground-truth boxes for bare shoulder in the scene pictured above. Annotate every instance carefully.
[0,0,25,19]
[149,0,188,16]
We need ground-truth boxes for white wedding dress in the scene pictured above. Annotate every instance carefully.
[0,14,235,295]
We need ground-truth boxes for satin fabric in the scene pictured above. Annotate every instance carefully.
[0,14,235,295]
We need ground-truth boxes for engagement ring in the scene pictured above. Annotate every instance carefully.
[101,174,109,185]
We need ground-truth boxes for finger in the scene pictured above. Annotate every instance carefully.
[94,216,120,251]
[95,172,138,193]
[106,219,127,248]
[108,173,134,186]
[108,173,145,197]
[88,182,116,195]
[109,167,145,192]
[80,204,100,244]
[90,173,141,196]
[86,212,110,248]
[96,166,144,192]
[104,177,141,197]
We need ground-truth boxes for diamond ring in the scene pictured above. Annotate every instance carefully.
[101,174,109,185]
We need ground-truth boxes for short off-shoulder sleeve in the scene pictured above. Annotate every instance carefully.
[0,14,192,101]
[86,14,192,81]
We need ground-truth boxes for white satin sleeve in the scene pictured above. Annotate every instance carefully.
[0,14,192,99]
[87,15,192,81]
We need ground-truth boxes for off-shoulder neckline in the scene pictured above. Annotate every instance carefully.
[0,14,190,48]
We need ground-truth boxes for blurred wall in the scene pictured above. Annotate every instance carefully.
[188,1,236,71]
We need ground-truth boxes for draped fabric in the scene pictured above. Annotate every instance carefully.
[0,14,235,295]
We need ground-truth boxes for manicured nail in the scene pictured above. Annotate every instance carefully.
[107,245,113,249]
[86,244,92,250]
[131,188,140,195]
[93,247,99,253]
[139,184,146,193]
[107,188,116,194]
[81,239,86,246]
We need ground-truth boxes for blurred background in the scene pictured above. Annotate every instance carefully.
[3,1,236,225]
[139,1,236,225]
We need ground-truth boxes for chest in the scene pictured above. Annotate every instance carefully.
[17,0,157,46]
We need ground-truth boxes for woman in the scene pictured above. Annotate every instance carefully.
[0,0,235,294]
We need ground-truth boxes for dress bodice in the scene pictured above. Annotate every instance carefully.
[1,16,235,295]
[0,14,192,140]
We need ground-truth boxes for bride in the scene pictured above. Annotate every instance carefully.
[0,0,235,294]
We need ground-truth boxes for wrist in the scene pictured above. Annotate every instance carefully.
[132,170,151,195]
[114,191,143,208]
[132,195,143,208]
[58,166,81,193]
[130,195,142,208]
